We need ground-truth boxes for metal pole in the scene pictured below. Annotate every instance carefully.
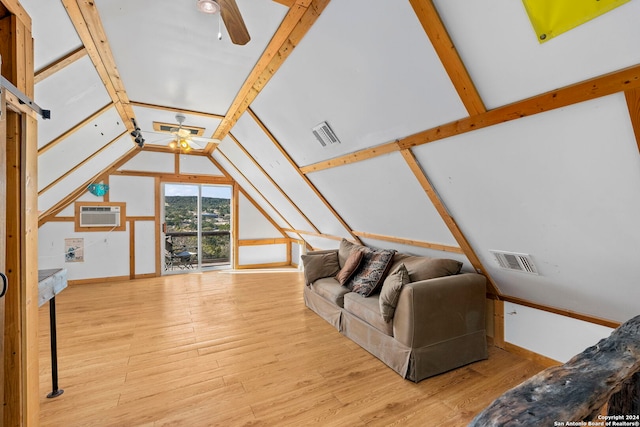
[47,296,64,398]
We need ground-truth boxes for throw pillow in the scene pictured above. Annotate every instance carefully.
[407,257,462,282]
[301,252,341,285]
[335,249,364,285]
[349,248,396,297]
[338,238,365,268]
[379,263,410,322]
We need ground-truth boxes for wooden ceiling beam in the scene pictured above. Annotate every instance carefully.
[38,148,139,226]
[409,0,486,116]
[247,108,362,244]
[238,187,290,239]
[38,130,127,196]
[352,231,463,254]
[214,149,300,237]
[624,88,640,153]
[38,102,112,155]
[130,101,225,120]
[34,46,87,84]
[61,0,135,132]
[227,131,321,235]
[400,148,501,296]
[301,63,640,174]
[208,0,330,152]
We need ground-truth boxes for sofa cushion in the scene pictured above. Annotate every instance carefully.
[379,263,410,322]
[301,252,341,285]
[338,239,365,268]
[349,248,396,297]
[344,292,393,336]
[335,249,364,285]
[310,277,351,308]
[390,254,462,282]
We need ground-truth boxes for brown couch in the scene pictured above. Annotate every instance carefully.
[302,240,488,382]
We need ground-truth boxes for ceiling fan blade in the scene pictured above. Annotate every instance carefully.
[218,0,250,45]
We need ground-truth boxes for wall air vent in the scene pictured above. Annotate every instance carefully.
[79,206,121,227]
[312,121,340,147]
[490,250,539,275]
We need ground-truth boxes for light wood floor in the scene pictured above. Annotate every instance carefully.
[38,269,546,426]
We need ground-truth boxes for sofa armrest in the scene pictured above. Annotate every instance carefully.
[392,273,487,348]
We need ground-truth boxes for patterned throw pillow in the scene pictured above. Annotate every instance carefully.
[379,263,410,322]
[348,248,396,297]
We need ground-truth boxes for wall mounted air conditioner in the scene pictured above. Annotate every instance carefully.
[79,205,121,227]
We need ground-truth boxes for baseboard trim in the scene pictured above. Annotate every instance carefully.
[68,275,130,286]
[503,341,561,368]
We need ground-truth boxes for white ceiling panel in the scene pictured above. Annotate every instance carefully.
[95,0,288,113]
[252,0,468,167]
[217,138,316,232]
[179,155,223,176]
[232,113,352,237]
[212,150,290,230]
[414,93,640,322]
[20,0,83,71]
[238,193,283,240]
[35,56,112,146]
[434,0,640,109]
[38,106,125,190]
[38,136,134,213]
[308,152,458,247]
[119,151,174,174]
[131,106,222,149]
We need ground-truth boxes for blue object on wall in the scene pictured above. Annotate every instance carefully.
[88,183,109,196]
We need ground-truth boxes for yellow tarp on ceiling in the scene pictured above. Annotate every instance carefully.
[522,0,630,43]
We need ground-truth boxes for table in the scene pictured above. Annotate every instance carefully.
[38,268,67,398]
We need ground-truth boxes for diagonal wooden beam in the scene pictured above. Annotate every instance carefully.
[208,0,331,152]
[130,101,225,120]
[38,148,139,226]
[400,148,500,296]
[301,63,640,174]
[214,149,301,238]
[409,0,485,116]
[38,102,112,155]
[247,108,362,244]
[238,187,289,238]
[38,130,127,196]
[61,0,135,132]
[34,46,87,84]
[227,132,322,235]
[624,88,640,153]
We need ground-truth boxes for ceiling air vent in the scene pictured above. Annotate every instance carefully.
[312,121,340,147]
[490,250,539,275]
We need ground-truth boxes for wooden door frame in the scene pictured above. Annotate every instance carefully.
[1,4,40,425]
[0,68,7,427]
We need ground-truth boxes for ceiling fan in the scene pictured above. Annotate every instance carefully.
[196,0,250,45]
[148,113,220,152]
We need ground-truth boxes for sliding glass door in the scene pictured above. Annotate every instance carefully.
[162,183,231,273]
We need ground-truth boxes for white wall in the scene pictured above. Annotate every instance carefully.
[504,302,614,363]
[238,244,288,266]
[38,151,292,281]
[38,222,130,280]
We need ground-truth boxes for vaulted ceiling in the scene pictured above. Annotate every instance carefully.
[20,0,640,323]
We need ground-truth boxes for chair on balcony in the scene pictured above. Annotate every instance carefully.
[165,238,194,270]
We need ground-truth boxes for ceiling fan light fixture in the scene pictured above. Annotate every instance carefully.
[197,0,220,14]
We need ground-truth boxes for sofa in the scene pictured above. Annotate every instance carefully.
[301,239,488,382]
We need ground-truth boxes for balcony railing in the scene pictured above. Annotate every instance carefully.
[165,230,230,268]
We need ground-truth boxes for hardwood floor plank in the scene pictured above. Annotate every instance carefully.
[38,270,546,426]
